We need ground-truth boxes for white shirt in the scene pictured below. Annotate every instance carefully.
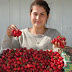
[1,28,61,51]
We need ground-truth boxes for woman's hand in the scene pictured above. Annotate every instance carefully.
[7,24,18,37]
[51,36,66,48]
[54,40,66,48]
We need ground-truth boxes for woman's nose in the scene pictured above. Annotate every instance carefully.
[36,15,40,20]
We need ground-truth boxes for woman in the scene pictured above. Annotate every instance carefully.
[1,0,65,51]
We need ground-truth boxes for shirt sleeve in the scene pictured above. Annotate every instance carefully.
[1,34,13,50]
[1,34,20,50]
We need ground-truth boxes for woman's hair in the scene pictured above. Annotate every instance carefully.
[30,0,50,16]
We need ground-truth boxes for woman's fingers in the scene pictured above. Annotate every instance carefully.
[54,40,65,48]
[52,36,66,48]
[7,24,18,37]
[11,25,18,30]
[58,42,60,48]
[54,41,57,48]
[62,40,66,45]
[54,41,60,48]
[7,25,12,37]
[9,25,18,31]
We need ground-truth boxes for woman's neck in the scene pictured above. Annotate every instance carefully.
[31,26,47,35]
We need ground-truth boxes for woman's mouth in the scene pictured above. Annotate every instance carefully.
[35,21,41,24]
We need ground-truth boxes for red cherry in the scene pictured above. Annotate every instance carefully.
[52,35,66,48]
[62,37,66,41]
[11,29,22,37]
[0,48,64,71]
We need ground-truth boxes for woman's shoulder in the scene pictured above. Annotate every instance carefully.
[45,28,61,39]
[46,28,59,33]
[20,28,29,32]
[47,28,58,31]
[20,28,32,36]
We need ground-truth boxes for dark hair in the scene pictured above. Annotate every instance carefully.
[30,0,50,16]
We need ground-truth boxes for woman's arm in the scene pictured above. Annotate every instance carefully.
[1,34,20,50]
[1,24,20,50]
[1,34,13,50]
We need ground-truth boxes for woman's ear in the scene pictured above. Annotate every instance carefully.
[30,13,31,17]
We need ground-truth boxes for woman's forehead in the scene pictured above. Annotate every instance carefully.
[32,5,46,13]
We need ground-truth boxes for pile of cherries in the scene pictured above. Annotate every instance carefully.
[0,48,64,72]
[11,29,22,37]
[51,36,66,48]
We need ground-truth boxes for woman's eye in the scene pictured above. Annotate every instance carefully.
[41,14,44,16]
[34,13,37,16]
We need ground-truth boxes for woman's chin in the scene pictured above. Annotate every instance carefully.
[34,23,42,27]
[35,25,41,28]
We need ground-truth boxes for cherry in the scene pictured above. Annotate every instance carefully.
[0,48,64,72]
[11,29,22,37]
[51,35,66,48]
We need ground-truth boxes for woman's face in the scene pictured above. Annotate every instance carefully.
[30,5,49,28]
